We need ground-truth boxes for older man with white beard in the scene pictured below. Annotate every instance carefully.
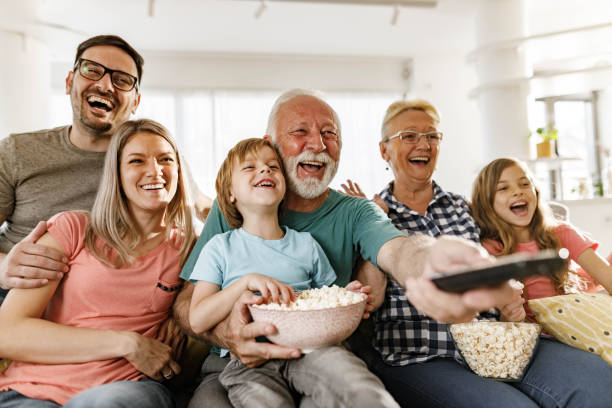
[174,89,515,407]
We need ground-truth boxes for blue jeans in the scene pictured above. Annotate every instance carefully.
[371,339,612,408]
[0,379,173,408]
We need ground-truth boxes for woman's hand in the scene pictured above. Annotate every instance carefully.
[340,179,389,214]
[245,274,294,305]
[499,283,526,322]
[346,280,375,319]
[123,332,181,382]
[341,179,367,198]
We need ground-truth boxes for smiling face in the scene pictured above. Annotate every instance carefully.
[120,132,178,218]
[380,109,439,187]
[493,164,538,236]
[66,45,140,137]
[272,95,340,199]
[229,145,286,216]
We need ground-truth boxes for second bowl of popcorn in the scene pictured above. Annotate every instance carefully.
[248,285,367,352]
[450,321,541,381]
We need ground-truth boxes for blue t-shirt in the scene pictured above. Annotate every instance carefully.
[191,226,336,291]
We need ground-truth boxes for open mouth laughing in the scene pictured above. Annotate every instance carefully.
[298,160,325,174]
[87,94,115,112]
[509,200,529,216]
[140,183,166,191]
[408,156,430,166]
[254,179,276,188]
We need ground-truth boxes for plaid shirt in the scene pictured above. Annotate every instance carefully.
[373,181,496,366]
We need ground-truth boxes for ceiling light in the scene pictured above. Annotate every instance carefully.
[390,3,400,25]
[240,0,436,7]
[255,0,268,18]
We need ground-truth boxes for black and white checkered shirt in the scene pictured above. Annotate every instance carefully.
[373,181,497,366]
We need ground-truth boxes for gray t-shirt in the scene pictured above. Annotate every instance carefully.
[0,126,106,253]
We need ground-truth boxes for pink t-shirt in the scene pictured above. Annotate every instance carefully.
[0,211,182,404]
[483,223,597,322]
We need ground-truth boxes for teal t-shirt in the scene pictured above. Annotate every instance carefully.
[182,189,403,286]
[190,226,336,291]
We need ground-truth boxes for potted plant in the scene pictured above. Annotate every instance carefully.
[531,126,558,158]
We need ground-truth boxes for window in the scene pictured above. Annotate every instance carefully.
[530,93,599,200]
[50,89,398,199]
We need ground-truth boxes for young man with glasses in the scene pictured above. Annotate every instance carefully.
[0,35,142,299]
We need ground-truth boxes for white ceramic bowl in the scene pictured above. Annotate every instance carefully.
[249,297,366,352]
[450,321,541,381]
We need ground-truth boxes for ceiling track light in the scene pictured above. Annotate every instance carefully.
[240,0,436,6]
[390,3,400,25]
[255,0,268,18]
[240,0,436,23]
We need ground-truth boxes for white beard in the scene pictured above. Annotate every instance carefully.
[281,150,339,199]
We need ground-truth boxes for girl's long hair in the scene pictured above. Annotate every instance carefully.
[471,158,568,291]
[85,119,194,267]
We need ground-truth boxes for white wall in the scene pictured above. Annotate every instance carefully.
[598,88,612,177]
[0,31,51,136]
[411,51,482,196]
[561,198,612,257]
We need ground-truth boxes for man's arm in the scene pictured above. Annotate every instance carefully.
[377,234,514,323]
[173,282,301,367]
[353,258,386,312]
[0,220,68,290]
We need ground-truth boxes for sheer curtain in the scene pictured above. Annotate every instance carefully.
[50,89,399,199]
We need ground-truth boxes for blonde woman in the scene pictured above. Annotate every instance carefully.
[0,119,194,407]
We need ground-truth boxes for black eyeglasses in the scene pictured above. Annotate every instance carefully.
[386,130,443,145]
[74,58,139,92]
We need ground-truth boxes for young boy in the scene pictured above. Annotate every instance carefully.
[189,138,398,408]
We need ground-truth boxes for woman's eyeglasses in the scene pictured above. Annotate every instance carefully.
[386,130,443,145]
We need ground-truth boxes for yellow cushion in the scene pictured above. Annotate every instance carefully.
[0,358,10,372]
[528,293,612,366]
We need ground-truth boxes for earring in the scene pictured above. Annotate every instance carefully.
[385,166,389,171]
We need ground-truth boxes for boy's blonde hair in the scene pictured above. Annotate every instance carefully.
[471,157,570,292]
[381,99,440,142]
[85,119,194,267]
[216,138,285,229]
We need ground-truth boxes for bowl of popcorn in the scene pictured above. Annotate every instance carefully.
[248,285,367,352]
[449,321,541,381]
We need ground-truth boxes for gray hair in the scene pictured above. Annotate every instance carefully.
[266,88,342,142]
[381,99,440,142]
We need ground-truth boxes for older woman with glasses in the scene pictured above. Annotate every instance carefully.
[342,99,482,315]
[343,100,612,408]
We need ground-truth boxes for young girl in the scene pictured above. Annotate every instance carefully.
[189,138,398,408]
[471,157,612,321]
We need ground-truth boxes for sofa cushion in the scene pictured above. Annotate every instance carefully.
[528,293,611,366]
